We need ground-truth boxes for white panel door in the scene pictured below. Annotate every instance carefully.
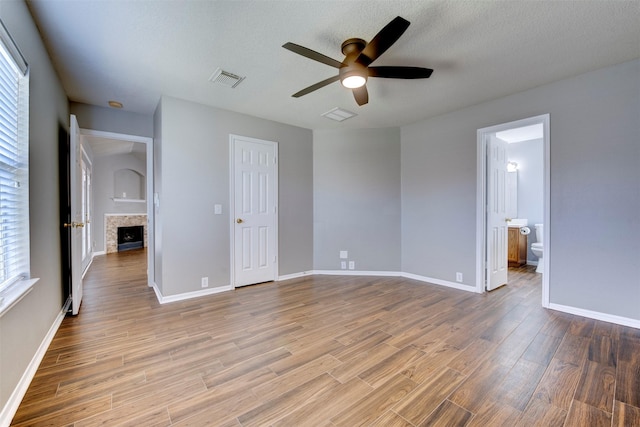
[232,135,278,287]
[486,136,508,291]
[70,115,84,314]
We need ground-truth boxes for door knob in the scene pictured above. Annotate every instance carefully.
[64,222,85,228]
[236,218,244,224]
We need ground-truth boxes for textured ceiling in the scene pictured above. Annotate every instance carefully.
[26,0,640,130]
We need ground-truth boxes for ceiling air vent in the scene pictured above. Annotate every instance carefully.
[321,107,357,122]
[209,68,245,88]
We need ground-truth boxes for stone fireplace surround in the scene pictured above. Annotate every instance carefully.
[105,214,147,254]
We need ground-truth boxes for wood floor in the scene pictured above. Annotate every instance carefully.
[12,249,640,426]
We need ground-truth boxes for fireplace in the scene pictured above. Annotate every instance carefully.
[117,225,144,252]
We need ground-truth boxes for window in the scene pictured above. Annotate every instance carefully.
[0,19,31,304]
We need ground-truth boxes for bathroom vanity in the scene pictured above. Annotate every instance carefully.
[508,227,528,266]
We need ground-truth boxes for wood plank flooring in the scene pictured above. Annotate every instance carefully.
[12,249,640,426]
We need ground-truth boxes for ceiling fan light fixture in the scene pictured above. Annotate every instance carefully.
[341,73,367,89]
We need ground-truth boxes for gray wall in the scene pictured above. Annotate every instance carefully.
[508,138,543,261]
[0,0,69,410]
[401,59,640,320]
[154,96,313,296]
[92,153,147,253]
[70,102,153,137]
[313,128,401,271]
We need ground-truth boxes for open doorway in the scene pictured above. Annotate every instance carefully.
[476,114,550,307]
[80,129,154,286]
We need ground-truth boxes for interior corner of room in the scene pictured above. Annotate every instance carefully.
[1,1,639,425]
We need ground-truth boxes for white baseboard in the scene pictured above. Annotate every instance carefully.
[92,250,106,257]
[548,303,640,329]
[400,272,479,293]
[311,270,477,293]
[0,305,67,426]
[313,269,399,277]
[150,282,233,304]
[277,271,315,281]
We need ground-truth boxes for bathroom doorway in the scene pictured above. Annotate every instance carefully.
[476,114,550,307]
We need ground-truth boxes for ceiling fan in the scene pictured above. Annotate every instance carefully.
[283,16,433,106]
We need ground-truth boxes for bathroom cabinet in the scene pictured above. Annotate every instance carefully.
[508,227,527,266]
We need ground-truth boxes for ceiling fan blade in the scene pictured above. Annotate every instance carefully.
[283,42,343,68]
[356,16,410,67]
[352,85,368,106]
[368,66,433,79]
[292,75,341,97]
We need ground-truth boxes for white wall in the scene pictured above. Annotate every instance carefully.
[313,128,401,271]
[154,96,313,297]
[0,0,69,412]
[401,59,640,321]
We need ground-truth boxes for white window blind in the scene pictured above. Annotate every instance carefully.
[0,19,29,293]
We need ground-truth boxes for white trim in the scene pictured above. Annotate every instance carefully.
[0,304,67,426]
[0,278,39,318]
[81,256,94,279]
[277,271,315,281]
[548,303,640,329]
[312,270,477,292]
[150,282,233,304]
[400,272,479,292]
[476,114,550,307]
[79,128,152,144]
[314,270,399,277]
[92,250,106,257]
[112,198,146,203]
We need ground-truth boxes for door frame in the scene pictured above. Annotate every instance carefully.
[475,114,550,307]
[229,134,279,289]
[80,144,93,274]
[79,129,154,286]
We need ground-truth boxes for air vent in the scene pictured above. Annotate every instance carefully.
[321,107,357,122]
[208,68,245,88]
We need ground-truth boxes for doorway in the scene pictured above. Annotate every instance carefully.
[80,129,154,286]
[476,114,550,307]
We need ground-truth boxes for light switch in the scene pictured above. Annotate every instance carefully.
[214,204,222,215]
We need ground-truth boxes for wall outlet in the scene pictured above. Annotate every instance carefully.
[341,261,347,269]
[456,272,463,283]
[201,277,209,288]
[349,261,355,270]
[340,250,348,259]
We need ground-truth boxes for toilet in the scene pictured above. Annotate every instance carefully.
[531,223,544,273]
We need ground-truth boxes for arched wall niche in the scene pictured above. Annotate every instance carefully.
[114,168,145,200]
